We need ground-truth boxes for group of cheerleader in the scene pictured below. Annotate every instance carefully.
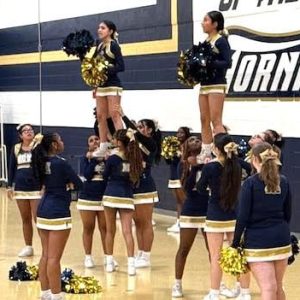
[6,11,293,300]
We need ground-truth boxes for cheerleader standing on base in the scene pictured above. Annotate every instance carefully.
[102,129,143,276]
[7,124,42,257]
[77,135,109,268]
[197,11,231,162]
[172,136,209,298]
[197,133,250,300]
[232,143,291,300]
[93,20,125,157]
[32,133,83,300]
[167,127,191,233]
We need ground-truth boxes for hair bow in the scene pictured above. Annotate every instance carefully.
[224,142,238,158]
[126,128,136,142]
[259,149,281,166]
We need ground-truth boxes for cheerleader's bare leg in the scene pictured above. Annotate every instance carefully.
[108,95,123,130]
[38,229,50,291]
[96,96,109,143]
[96,211,107,254]
[119,208,135,257]
[30,199,38,223]
[104,207,117,255]
[208,93,226,136]
[274,259,288,300]
[16,200,34,246]
[173,188,186,219]
[80,210,96,255]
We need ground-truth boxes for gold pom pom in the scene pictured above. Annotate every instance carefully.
[27,265,39,280]
[161,136,181,160]
[66,275,102,294]
[81,57,109,87]
[219,246,248,276]
[177,50,199,87]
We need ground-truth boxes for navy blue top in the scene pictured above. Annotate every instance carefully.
[202,35,231,86]
[78,156,107,201]
[94,40,125,87]
[232,174,291,249]
[196,160,236,221]
[37,156,83,219]
[103,153,133,198]
[8,144,41,191]
[181,164,208,216]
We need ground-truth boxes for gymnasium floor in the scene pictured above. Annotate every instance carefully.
[0,189,299,300]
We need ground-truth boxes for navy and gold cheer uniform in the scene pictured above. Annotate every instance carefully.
[200,34,231,95]
[122,116,159,205]
[232,174,292,262]
[196,159,236,232]
[8,143,41,199]
[94,40,125,96]
[77,156,106,211]
[180,164,208,229]
[102,152,135,210]
[36,155,83,230]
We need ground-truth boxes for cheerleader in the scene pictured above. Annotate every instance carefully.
[102,129,143,276]
[93,20,125,157]
[167,127,191,233]
[197,11,231,162]
[77,135,108,268]
[197,133,250,300]
[115,106,162,268]
[232,143,291,300]
[31,133,83,300]
[7,124,41,257]
[171,136,209,298]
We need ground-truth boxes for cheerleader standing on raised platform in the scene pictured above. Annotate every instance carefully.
[197,133,250,300]
[77,135,108,268]
[93,20,125,157]
[102,129,143,276]
[167,127,191,233]
[232,143,291,300]
[171,136,209,298]
[197,11,231,162]
[115,106,162,268]
[32,133,83,300]
[7,124,42,257]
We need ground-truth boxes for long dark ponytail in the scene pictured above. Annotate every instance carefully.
[214,133,241,211]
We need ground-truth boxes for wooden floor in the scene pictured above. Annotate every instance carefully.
[0,189,299,300]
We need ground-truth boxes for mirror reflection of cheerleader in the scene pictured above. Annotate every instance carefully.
[93,20,125,157]
[7,124,42,257]
[166,127,191,233]
[197,11,232,163]
[32,133,83,300]
[171,136,209,298]
[102,129,144,276]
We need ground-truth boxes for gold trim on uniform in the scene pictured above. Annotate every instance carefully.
[14,190,41,200]
[103,41,115,59]
[37,217,72,230]
[168,179,182,189]
[245,245,292,262]
[200,84,227,95]
[76,199,104,211]
[102,196,134,210]
[205,219,236,233]
[91,175,104,181]
[96,86,123,97]
[17,164,31,169]
[180,216,206,229]
[133,191,159,205]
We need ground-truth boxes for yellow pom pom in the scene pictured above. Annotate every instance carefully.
[161,136,181,160]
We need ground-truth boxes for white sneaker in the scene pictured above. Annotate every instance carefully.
[18,246,34,257]
[220,283,237,298]
[104,256,119,268]
[92,142,110,158]
[106,261,116,273]
[135,257,151,268]
[40,290,52,300]
[152,219,156,226]
[203,293,219,300]
[167,222,180,233]
[172,283,183,298]
[236,294,251,300]
[128,257,136,276]
[84,256,95,268]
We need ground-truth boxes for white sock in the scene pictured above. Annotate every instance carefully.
[241,288,250,295]
[175,279,182,285]
[41,289,51,297]
[210,289,220,295]
[137,250,143,257]
[128,257,135,264]
[85,254,92,259]
[51,293,63,300]
[106,255,113,264]
[142,251,151,260]
[176,219,180,225]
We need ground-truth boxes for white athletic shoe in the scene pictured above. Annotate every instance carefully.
[92,142,110,158]
[128,257,136,276]
[106,261,116,273]
[220,283,238,298]
[203,293,219,300]
[18,246,34,257]
[152,219,156,226]
[167,222,180,233]
[84,256,95,268]
[104,256,119,268]
[40,290,52,300]
[172,282,183,298]
[236,294,251,300]
[135,257,151,268]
